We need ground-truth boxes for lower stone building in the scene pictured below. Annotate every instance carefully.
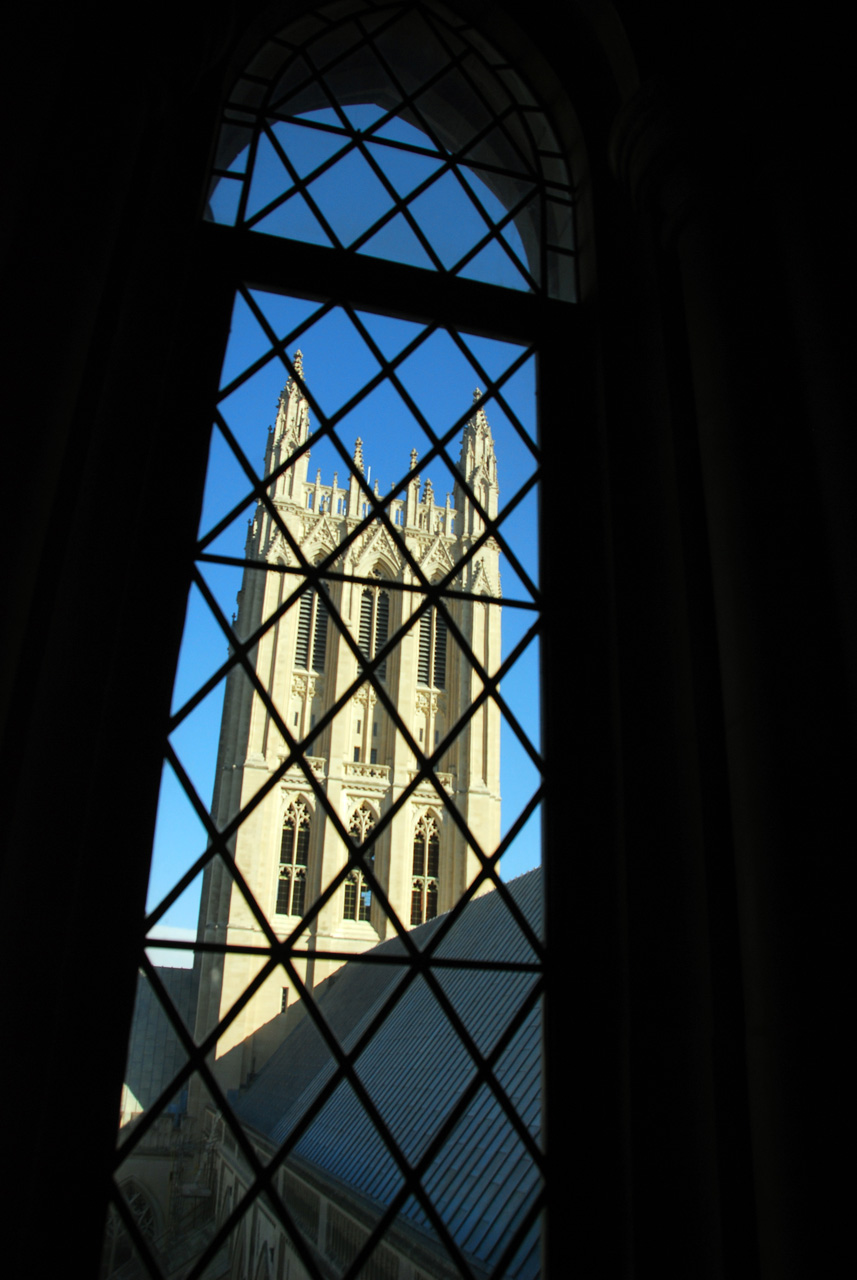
[108,871,541,1279]
[202,868,542,1280]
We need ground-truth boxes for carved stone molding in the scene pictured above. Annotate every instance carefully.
[278,754,326,780]
[291,673,318,699]
[352,685,378,709]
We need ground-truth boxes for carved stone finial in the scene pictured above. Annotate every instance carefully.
[410,448,419,471]
[294,349,304,379]
[474,387,482,400]
[354,438,364,474]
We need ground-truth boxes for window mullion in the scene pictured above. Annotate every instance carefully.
[197,221,571,347]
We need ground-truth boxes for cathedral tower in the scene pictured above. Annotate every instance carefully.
[195,357,501,1089]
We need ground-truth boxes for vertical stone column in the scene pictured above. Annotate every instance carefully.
[608,82,753,1278]
[609,75,853,1277]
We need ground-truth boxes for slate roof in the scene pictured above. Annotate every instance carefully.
[125,965,199,1116]
[235,869,543,1278]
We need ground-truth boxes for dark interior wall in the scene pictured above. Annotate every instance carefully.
[1,3,852,1277]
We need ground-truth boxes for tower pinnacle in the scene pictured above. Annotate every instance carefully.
[267,351,312,494]
[455,390,499,533]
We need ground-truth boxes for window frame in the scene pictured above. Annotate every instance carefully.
[112,16,592,1274]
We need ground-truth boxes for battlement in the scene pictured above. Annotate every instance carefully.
[295,472,456,536]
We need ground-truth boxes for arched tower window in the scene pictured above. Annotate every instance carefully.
[344,802,376,921]
[133,3,579,1276]
[417,607,447,689]
[294,588,329,672]
[411,811,440,924]
[358,573,390,681]
[276,797,311,916]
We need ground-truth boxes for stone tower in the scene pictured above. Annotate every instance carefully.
[195,355,501,1089]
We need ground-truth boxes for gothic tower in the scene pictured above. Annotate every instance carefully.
[195,355,501,1089]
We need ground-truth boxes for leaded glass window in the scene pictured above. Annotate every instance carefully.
[117,3,575,1277]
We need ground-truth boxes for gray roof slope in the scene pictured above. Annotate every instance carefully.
[125,965,199,1113]
[235,870,542,1278]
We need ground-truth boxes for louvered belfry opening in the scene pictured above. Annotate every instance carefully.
[110,3,575,1278]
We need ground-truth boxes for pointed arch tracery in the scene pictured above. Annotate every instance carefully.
[411,810,440,924]
[276,795,311,917]
[344,801,377,921]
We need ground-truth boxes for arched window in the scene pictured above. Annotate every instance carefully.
[132,3,573,1275]
[417,606,447,689]
[276,797,311,916]
[344,802,376,921]
[294,588,328,672]
[358,575,390,681]
[411,811,440,924]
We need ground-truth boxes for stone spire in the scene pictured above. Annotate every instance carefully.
[266,350,311,495]
[454,388,499,535]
